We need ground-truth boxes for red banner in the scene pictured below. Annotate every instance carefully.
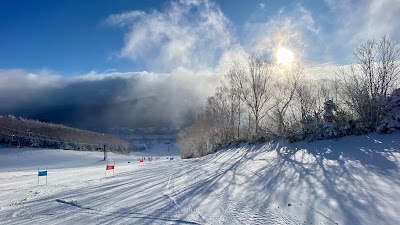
[106,165,114,170]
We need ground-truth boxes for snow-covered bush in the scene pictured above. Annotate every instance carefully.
[292,100,354,142]
[378,89,400,133]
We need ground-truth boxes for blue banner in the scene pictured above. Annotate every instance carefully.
[38,171,47,176]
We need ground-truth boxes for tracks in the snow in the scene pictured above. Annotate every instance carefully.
[164,152,302,224]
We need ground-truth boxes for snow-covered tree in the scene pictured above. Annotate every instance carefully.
[337,35,400,130]
[323,100,336,123]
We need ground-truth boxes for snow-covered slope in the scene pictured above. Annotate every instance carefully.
[0,132,399,224]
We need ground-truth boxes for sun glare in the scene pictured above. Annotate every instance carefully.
[276,47,294,66]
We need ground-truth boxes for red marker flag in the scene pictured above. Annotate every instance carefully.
[106,165,114,170]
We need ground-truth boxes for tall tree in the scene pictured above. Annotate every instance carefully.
[225,63,246,139]
[228,56,274,136]
[271,64,303,135]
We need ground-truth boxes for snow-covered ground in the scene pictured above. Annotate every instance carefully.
[0,132,399,224]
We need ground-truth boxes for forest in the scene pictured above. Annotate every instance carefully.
[0,115,132,153]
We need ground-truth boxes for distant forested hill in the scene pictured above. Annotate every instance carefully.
[0,115,132,153]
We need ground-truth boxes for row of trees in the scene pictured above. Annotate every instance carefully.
[0,115,132,153]
[178,35,400,158]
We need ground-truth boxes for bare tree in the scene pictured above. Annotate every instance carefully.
[228,56,274,136]
[178,82,244,158]
[337,35,400,129]
[225,64,246,139]
[177,110,220,158]
[354,35,400,96]
[270,64,304,135]
[205,88,230,143]
[293,81,318,134]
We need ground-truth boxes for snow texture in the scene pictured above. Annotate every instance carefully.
[0,132,399,225]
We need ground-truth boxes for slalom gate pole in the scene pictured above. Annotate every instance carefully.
[105,159,115,177]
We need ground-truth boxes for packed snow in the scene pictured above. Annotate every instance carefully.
[0,132,399,225]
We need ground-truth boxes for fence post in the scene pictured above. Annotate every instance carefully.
[104,144,107,160]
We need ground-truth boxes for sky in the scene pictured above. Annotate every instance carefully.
[1,0,398,75]
[0,0,399,128]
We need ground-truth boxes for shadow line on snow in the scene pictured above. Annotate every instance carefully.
[154,133,399,225]
[1,134,398,225]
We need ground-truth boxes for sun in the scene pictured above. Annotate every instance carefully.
[276,47,294,66]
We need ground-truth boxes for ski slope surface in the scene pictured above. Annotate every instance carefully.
[0,132,399,225]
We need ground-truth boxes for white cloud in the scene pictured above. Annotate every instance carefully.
[0,69,63,91]
[365,0,400,39]
[241,0,398,66]
[105,11,145,27]
[322,0,400,62]
[75,70,165,82]
[107,0,235,72]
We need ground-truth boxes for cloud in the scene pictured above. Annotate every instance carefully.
[0,69,63,91]
[0,68,222,129]
[105,11,146,27]
[323,0,400,38]
[1,0,247,129]
[107,0,234,72]
[242,3,320,64]
[109,0,381,74]
[0,69,63,113]
[0,0,330,128]
[305,63,341,80]
[2,0,398,129]
[239,0,399,66]
[321,0,400,64]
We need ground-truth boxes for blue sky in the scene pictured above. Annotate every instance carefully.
[0,0,399,76]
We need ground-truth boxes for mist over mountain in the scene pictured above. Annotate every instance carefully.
[0,71,215,131]
[17,96,197,131]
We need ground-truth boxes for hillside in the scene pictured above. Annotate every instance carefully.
[0,115,132,152]
[0,132,399,224]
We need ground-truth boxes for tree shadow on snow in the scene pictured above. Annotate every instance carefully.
[262,132,400,225]
[151,133,399,225]
[1,134,398,225]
